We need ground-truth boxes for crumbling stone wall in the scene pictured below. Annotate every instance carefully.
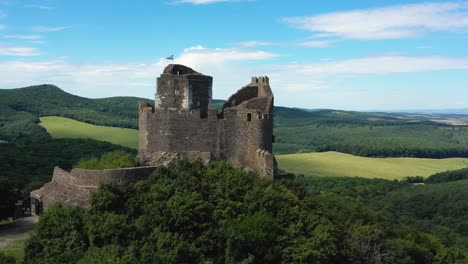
[31,166,156,212]
[31,64,277,213]
[139,64,277,178]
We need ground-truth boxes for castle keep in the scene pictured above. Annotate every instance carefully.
[31,64,276,213]
[139,64,277,178]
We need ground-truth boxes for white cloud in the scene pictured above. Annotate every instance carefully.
[171,0,252,4]
[284,2,468,40]
[0,47,39,56]
[31,40,46,44]
[295,56,468,75]
[176,45,278,68]
[0,46,276,98]
[235,41,274,47]
[0,24,5,30]
[297,40,332,48]
[24,4,54,9]
[32,26,71,32]
[4,34,41,40]
[1,46,468,109]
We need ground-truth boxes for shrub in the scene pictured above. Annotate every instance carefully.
[0,252,16,264]
[74,150,138,170]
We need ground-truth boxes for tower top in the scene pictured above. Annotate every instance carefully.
[163,64,203,76]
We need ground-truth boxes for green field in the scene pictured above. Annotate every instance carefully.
[0,231,31,262]
[40,116,138,149]
[277,151,468,180]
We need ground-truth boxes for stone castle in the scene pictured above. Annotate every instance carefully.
[31,64,276,213]
[139,64,277,177]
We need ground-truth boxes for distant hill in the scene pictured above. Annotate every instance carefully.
[389,109,468,115]
[0,85,151,141]
[3,85,468,158]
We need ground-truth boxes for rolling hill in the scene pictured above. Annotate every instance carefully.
[3,84,468,158]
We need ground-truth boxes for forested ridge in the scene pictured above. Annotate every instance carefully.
[0,85,151,141]
[3,85,468,158]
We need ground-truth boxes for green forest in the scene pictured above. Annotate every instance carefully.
[3,85,468,158]
[18,161,468,264]
[0,138,135,193]
[1,85,468,263]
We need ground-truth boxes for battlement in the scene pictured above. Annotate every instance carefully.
[251,76,269,85]
[31,64,278,214]
[140,64,277,178]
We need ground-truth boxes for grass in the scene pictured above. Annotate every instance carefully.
[277,151,468,180]
[0,230,32,263]
[40,116,138,149]
[0,219,19,226]
[75,150,139,169]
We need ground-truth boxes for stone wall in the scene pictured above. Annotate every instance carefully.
[31,166,157,211]
[156,65,213,117]
[139,64,277,179]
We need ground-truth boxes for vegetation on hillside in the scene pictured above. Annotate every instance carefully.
[292,175,468,251]
[3,85,468,159]
[0,178,20,221]
[0,138,136,193]
[425,167,468,184]
[274,112,468,157]
[24,161,467,264]
[0,252,16,264]
[75,150,139,170]
[0,85,151,141]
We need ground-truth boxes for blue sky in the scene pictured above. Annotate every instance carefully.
[0,0,467,110]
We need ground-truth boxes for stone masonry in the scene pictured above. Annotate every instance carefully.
[31,64,277,213]
[139,64,277,178]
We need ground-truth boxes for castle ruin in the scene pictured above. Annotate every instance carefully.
[31,64,277,213]
[139,64,277,178]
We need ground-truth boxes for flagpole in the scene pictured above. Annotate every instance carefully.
[166,55,174,65]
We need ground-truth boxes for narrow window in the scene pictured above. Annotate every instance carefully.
[247,113,252,122]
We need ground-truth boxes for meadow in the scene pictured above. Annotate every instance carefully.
[276,151,468,180]
[39,117,468,180]
[39,116,138,149]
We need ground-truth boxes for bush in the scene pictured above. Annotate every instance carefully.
[24,161,467,264]
[405,176,424,183]
[0,252,16,264]
[74,150,138,170]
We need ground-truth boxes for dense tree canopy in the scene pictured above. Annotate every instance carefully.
[0,138,135,193]
[24,161,467,264]
[0,178,20,221]
[3,85,468,159]
[293,175,468,251]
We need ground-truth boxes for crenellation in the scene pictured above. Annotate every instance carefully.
[31,63,277,214]
[140,64,277,178]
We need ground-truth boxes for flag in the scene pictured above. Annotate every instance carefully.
[166,55,174,60]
